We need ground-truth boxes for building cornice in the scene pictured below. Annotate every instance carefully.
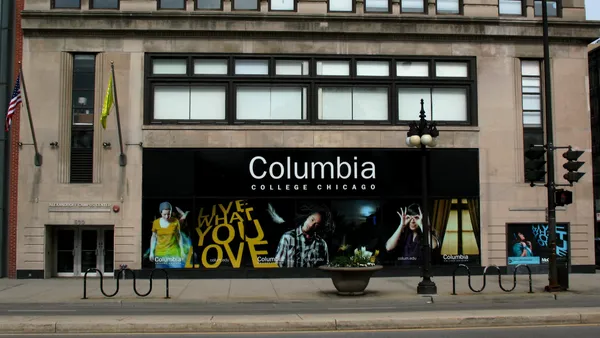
[21,10,600,44]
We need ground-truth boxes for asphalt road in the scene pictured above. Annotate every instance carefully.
[1,295,600,316]
[1,324,600,337]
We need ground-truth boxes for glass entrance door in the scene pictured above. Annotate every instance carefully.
[53,227,114,277]
[56,229,75,276]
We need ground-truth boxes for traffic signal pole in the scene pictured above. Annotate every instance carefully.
[541,0,561,292]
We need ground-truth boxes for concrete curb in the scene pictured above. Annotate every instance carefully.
[1,309,600,334]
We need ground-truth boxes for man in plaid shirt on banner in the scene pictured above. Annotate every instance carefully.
[268,203,332,267]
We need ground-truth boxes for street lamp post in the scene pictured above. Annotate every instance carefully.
[406,99,439,295]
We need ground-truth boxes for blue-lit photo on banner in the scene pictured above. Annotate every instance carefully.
[505,223,570,266]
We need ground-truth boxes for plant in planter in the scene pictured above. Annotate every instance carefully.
[318,245,383,295]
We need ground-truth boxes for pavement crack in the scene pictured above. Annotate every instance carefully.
[0,283,25,293]
[269,279,281,300]
[210,315,214,321]
[296,314,303,320]
[227,280,232,301]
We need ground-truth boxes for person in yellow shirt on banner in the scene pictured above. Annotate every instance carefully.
[149,202,190,269]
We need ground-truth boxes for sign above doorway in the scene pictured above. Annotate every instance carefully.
[48,203,112,213]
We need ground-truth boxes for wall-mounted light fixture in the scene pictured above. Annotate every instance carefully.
[102,142,111,149]
[49,142,59,148]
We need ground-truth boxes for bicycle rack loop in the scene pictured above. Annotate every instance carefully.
[82,268,170,299]
[451,264,533,295]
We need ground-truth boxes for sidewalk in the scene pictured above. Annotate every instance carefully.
[1,273,599,304]
[1,273,600,334]
[1,307,600,334]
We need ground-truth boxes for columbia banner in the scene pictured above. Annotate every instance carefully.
[141,148,481,269]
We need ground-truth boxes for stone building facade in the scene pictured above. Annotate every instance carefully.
[9,0,600,278]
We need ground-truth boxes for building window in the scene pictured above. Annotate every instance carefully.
[498,0,523,15]
[195,0,222,10]
[440,199,480,256]
[269,0,296,11]
[364,0,390,13]
[521,60,542,128]
[437,0,461,14]
[318,87,389,121]
[158,0,186,9]
[400,0,426,13]
[329,0,354,12]
[534,0,560,17]
[521,59,545,182]
[90,0,119,9]
[52,0,81,8]
[233,0,259,10]
[144,54,477,125]
[237,86,307,120]
[70,54,96,184]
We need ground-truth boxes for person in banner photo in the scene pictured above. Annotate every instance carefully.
[148,201,193,269]
[384,203,440,265]
[512,232,534,258]
[267,202,333,268]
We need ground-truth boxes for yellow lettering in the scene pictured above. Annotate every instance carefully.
[196,225,212,246]
[202,244,223,268]
[185,246,194,268]
[244,207,254,221]
[228,212,244,239]
[246,219,265,241]
[213,223,235,245]
[248,239,278,268]
[235,200,247,212]
[218,201,233,215]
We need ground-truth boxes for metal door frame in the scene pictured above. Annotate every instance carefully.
[53,226,114,277]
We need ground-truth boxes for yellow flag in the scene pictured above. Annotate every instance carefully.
[100,74,114,129]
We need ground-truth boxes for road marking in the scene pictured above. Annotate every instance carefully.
[6,309,77,313]
[327,306,397,310]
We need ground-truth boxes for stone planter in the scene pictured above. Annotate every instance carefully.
[318,265,383,296]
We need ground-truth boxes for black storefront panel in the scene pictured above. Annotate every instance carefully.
[141,148,481,270]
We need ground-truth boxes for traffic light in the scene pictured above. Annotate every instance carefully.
[524,147,546,186]
[562,147,585,185]
[554,189,573,207]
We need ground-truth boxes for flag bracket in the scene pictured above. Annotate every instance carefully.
[34,153,42,167]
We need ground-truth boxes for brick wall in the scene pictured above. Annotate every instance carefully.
[8,0,24,278]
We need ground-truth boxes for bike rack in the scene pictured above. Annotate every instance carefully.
[82,268,170,299]
[451,264,533,295]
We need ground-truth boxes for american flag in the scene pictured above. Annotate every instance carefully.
[5,72,22,132]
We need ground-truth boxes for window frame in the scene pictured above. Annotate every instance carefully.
[520,58,546,184]
[195,0,224,10]
[157,0,187,10]
[436,0,463,15]
[70,53,97,184]
[268,0,298,12]
[51,0,81,9]
[144,54,478,126]
[399,0,428,14]
[498,0,525,16]
[234,83,310,124]
[315,84,393,125]
[89,0,120,10]
[150,82,230,124]
[363,0,392,14]
[533,0,561,18]
[232,0,260,11]
[327,0,356,13]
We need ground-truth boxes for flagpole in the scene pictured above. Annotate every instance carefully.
[110,61,126,167]
[19,62,41,166]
